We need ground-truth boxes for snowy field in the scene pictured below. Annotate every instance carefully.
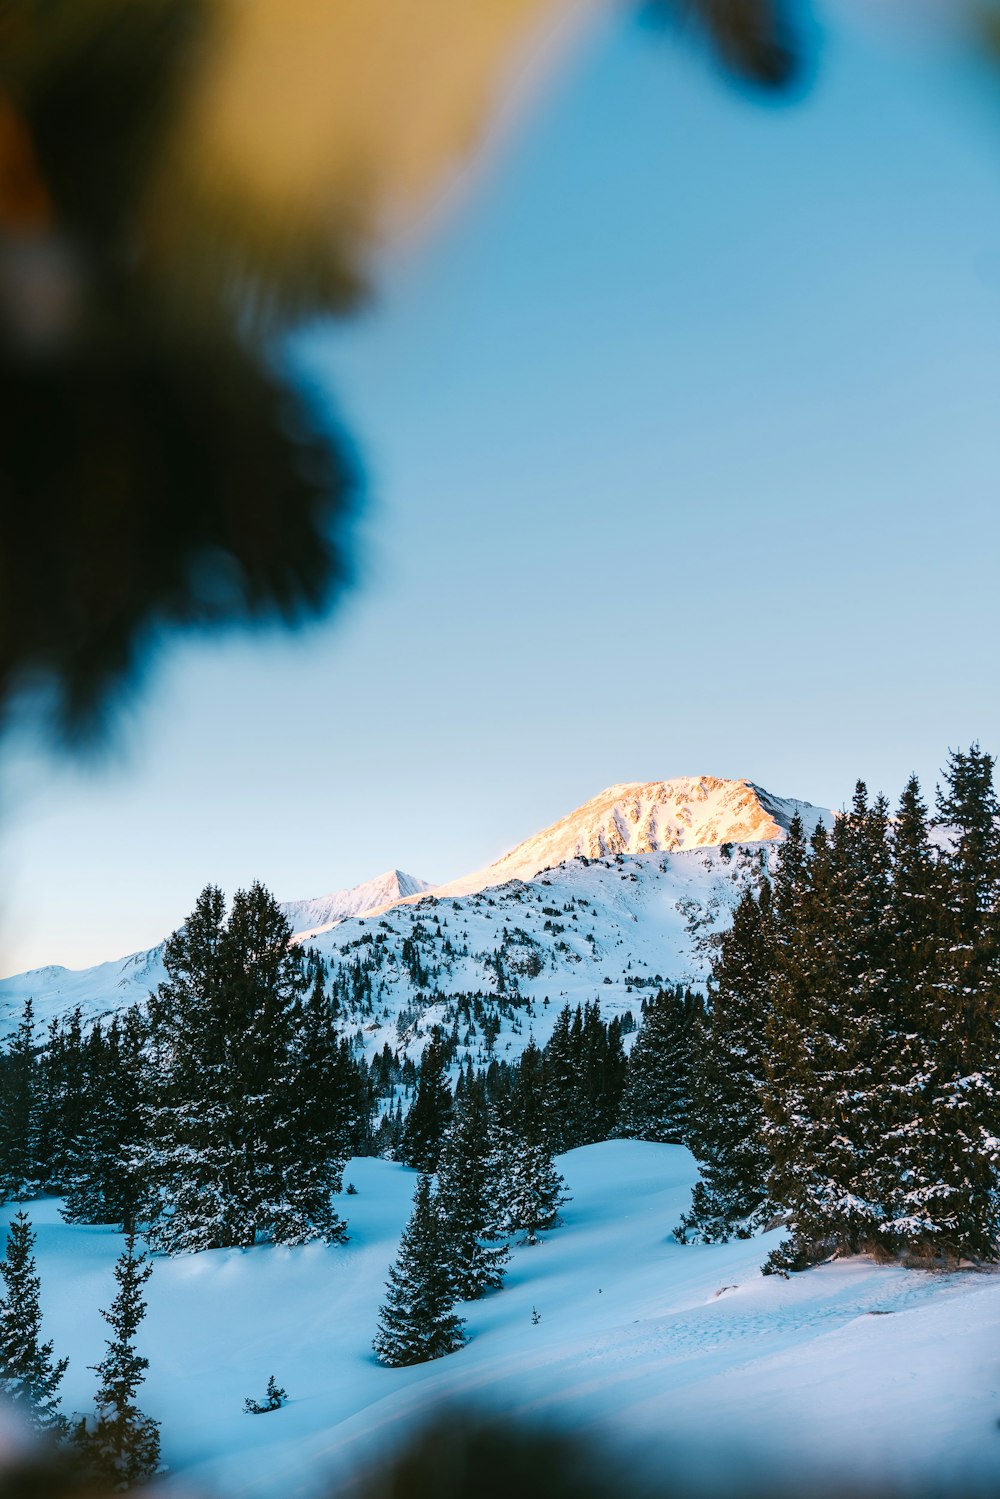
[20,1141,1000,1497]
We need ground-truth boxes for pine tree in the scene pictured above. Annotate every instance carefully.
[142,883,347,1252]
[912,747,1000,1261]
[0,1210,68,1434]
[503,1140,568,1246]
[435,1080,507,1300]
[267,974,349,1246]
[539,1007,578,1152]
[874,774,996,1260]
[36,1009,86,1193]
[373,1175,465,1367]
[0,998,41,1201]
[400,1030,452,1173]
[619,987,694,1146]
[76,1233,160,1490]
[244,1374,286,1414]
[679,884,775,1241]
[762,797,894,1270]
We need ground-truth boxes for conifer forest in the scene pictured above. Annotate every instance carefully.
[2,748,1000,1494]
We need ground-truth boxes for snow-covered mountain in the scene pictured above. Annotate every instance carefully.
[415,776,828,901]
[0,777,832,1048]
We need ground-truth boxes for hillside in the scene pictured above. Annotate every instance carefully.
[24,1142,1000,1499]
[0,777,832,1051]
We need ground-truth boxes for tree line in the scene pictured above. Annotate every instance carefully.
[682,745,1000,1271]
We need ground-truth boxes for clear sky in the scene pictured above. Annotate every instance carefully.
[4,3,1000,975]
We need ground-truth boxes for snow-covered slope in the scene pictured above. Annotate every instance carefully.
[413,776,829,901]
[308,843,765,1068]
[23,1142,1000,1499]
[0,778,832,1048]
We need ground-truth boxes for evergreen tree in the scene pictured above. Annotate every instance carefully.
[267,974,349,1246]
[400,1030,452,1173]
[877,774,998,1259]
[679,884,775,1241]
[0,1210,68,1434]
[244,1374,286,1414]
[435,1080,507,1300]
[539,1007,578,1152]
[503,1140,568,1246]
[36,1010,85,1192]
[508,1038,547,1147]
[143,882,347,1252]
[762,797,895,1270]
[76,1233,160,1491]
[0,998,40,1201]
[619,987,694,1146]
[373,1175,465,1367]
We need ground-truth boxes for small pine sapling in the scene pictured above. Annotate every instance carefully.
[243,1375,287,1414]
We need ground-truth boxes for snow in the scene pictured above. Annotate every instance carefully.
[0,778,831,1041]
[391,776,831,904]
[18,1142,1000,1498]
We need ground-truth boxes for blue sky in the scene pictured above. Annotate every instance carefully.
[4,4,1000,973]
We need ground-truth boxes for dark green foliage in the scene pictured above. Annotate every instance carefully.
[0,1210,68,1434]
[0,0,359,743]
[678,748,1000,1273]
[373,1175,465,1367]
[0,999,41,1201]
[244,1374,287,1414]
[75,1234,160,1490]
[762,795,898,1269]
[619,987,696,1146]
[501,1140,568,1247]
[400,1030,453,1173]
[678,887,775,1242]
[142,882,348,1251]
[435,1080,508,1300]
[551,1002,627,1150]
[61,1010,148,1233]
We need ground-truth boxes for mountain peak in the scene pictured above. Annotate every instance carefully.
[421,775,830,900]
[282,869,431,940]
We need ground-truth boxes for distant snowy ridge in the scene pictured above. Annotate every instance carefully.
[280,869,431,941]
[0,778,833,1042]
[0,869,430,1032]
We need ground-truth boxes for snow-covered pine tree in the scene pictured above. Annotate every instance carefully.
[677,882,776,1241]
[915,745,1000,1260]
[618,986,694,1146]
[266,968,349,1246]
[373,1175,465,1367]
[143,882,347,1252]
[874,774,995,1260]
[578,1001,627,1144]
[435,1078,507,1300]
[244,1374,286,1413]
[76,1232,160,1490]
[503,1140,568,1246]
[0,998,41,1201]
[763,791,894,1271]
[35,1010,85,1193]
[539,1006,578,1152]
[0,1210,68,1434]
[400,1029,453,1173]
[60,1014,149,1233]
